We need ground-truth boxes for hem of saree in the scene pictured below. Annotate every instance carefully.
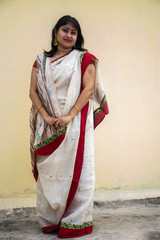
[33,131,66,181]
[33,157,38,181]
[42,224,58,233]
[34,131,66,156]
[57,225,93,238]
[33,128,66,151]
[94,101,109,129]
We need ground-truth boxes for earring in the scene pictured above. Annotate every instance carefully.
[74,43,76,48]
[54,37,58,46]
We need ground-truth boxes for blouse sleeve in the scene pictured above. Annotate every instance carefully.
[33,60,37,68]
[81,52,98,78]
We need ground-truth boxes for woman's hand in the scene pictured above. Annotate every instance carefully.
[54,114,73,128]
[43,115,57,127]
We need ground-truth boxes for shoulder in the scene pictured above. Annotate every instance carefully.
[33,53,46,68]
[36,53,45,62]
[80,51,98,77]
[81,52,98,64]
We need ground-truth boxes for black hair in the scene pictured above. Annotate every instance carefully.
[44,15,87,57]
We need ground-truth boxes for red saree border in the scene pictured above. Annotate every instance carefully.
[58,225,93,238]
[94,97,109,129]
[61,102,89,216]
[33,131,66,181]
[33,157,38,181]
[42,224,58,233]
[33,128,66,151]
[34,131,66,156]
[33,52,70,68]
[81,52,109,128]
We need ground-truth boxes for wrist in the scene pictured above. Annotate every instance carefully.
[42,113,50,120]
[36,104,43,113]
[67,112,75,120]
[74,104,80,112]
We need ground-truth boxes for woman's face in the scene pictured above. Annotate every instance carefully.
[56,22,78,50]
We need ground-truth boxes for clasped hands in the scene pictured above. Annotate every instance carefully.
[44,114,73,130]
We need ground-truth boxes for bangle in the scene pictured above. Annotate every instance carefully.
[74,104,80,112]
[36,104,43,113]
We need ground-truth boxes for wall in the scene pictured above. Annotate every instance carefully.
[0,0,160,198]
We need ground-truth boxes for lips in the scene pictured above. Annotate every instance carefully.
[64,39,71,43]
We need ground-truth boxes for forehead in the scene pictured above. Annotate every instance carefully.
[61,22,77,31]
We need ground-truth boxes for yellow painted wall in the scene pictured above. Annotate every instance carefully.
[0,0,160,197]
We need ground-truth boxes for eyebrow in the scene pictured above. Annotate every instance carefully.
[62,26,77,31]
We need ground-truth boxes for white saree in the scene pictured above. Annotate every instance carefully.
[30,49,109,238]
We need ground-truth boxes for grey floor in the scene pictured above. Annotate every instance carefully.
[0,198,160,240]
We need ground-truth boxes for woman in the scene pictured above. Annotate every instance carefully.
[29,15,109,238]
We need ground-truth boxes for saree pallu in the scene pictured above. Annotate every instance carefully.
[30,49,109,238]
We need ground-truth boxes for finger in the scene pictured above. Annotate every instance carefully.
[51,119,57,124]
[55,121,60,128]
[60,121,65,127]
[53,118,58,124]
[57,121,63,129]
[58,123,62,129]
[50,120,56,126]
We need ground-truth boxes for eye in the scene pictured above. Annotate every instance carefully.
[71,31,77,35]
[62,28,68,33]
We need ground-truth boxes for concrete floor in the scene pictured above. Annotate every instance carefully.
[0,198,160,240]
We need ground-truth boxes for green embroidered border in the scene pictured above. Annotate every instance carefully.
[94,95,107,116]
[33,127,66,150]
[60,221,92,230]
[80,51,87,65]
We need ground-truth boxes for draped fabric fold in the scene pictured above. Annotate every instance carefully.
[29,50,109,238]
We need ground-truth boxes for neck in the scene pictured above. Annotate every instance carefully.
[56,46,72,55]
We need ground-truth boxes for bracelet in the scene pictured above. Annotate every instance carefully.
[74,104,80,112]
[36,104,43,113]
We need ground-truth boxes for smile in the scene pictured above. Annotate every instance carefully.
[64,39,71,43]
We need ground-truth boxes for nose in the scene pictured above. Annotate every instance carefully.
[66,31,72,38]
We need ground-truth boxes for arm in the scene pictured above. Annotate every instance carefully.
[54,63,95,128]
[29,67,57,126]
